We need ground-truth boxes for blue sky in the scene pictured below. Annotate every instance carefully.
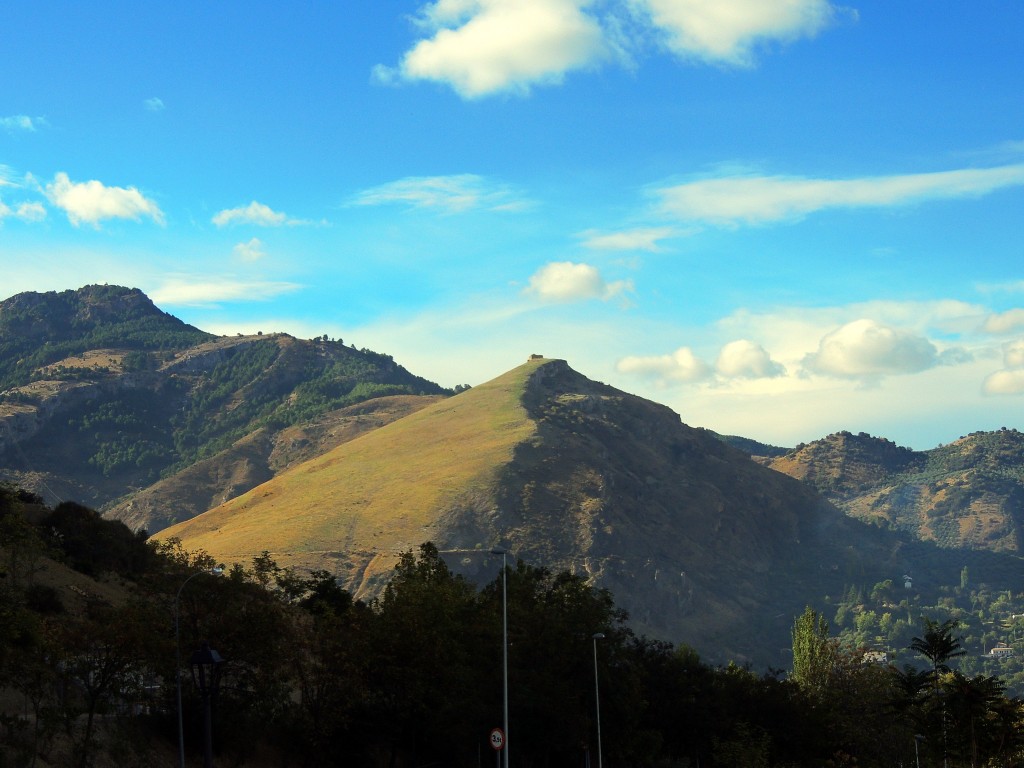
[2,1,1022,450]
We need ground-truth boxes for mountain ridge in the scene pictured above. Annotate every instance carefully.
[763,429,1024,552]
[2,285,1023,667]
[159,356,952,663]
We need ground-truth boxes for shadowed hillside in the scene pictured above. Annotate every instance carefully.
[159,358,964,664]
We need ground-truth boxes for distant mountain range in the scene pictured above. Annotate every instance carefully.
[1,285,1022,666]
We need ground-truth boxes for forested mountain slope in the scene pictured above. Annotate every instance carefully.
[763,429,1024,552]
[0,286,451,521]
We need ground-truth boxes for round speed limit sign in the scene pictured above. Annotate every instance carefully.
[489,728,505,751]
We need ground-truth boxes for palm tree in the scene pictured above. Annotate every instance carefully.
[943,671,1004,768]
[910,618,966,677]
[910,618,966,768]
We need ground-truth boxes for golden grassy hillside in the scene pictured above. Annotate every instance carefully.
[157,358,544,596]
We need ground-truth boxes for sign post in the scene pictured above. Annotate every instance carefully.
[490,727,504,768]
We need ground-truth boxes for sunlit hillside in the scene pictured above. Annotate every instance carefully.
[158,358,542,596]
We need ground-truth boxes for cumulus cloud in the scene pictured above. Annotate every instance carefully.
[580,226,675,251]
[212,201,291,227]
[44,172,164,227]
[983,308,1024,335]
[386,0,608,98]
[655,164,1024,226]
[632,0,838,65]
[525,261,632,302]
[984,370,1024,396]
[802,319,938,378]
[149,276,302,306]
[983,339,1024,396]
[352,174,528,213]
[233,238,267,262]
[617,346,711,383]
[715,339,785,378]
[144,97,165,111]
[380,0,849,97]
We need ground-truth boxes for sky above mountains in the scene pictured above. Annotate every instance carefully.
[1,1,1022,450]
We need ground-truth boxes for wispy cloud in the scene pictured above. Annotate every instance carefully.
[213,201,290,227]
[982,308,1024,335]
[149,276,302,307]
[579,226,676,251]
[44,172,164,227]
[1,115,44,132]
[352,174,529,213]
[233,238,267,262]
[0,199,47,223]
[524,261,632,302]
[654,164,1024,226]
[617,347,712,383]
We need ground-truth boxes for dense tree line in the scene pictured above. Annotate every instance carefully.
[2,485,1024,767]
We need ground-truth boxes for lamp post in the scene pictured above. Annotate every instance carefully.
[490,548,510,768]
[592,633,605,768]
[191,642,225,768]
[175,567,223,768]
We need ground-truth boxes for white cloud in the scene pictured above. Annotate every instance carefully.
[525,261,632,302]
[386,0,608,97]
[382,0,849,97]
[616,346,711,383]
[1,115,42,132]
[44,172,164,227]
[144,97,165,112]
[984,370,1024,396]
[149,276,302,307]
[212,201,289,227]
[983,308,1024,335]
[802,319,938,378]
[5,201,47,223]
[580,226,676,251]
[1006,339,1024,369]
[655,164,1024,226]
[233,238,267,262]
[352,174,528,213]
[632,0,838,65]
[715,339,785,378]
[983,339,1024,396]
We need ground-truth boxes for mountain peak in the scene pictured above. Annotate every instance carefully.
[158,357,892,664]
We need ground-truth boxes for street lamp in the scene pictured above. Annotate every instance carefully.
[592,633,605,768]
[175,566,223,768]
[191,642,225,768]
[490,547,510,768]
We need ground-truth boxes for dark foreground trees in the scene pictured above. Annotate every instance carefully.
[2,489,1024,766]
